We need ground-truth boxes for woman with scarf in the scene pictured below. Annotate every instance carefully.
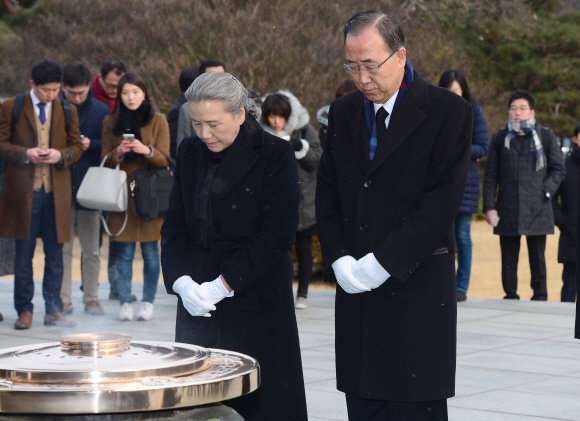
[101,73,169,322]
[160,72,307,420]
[260,92,322,309]
[438,69,489,302]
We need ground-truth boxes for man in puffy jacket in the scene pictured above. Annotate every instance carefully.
[484,90,565,301]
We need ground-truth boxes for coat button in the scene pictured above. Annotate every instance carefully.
[364,180,371,188]
[359,224,368,231]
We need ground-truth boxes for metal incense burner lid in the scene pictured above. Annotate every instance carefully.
[0,333,260,415]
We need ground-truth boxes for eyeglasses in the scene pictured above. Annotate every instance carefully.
[64,87,89,98]
[103,79,119,90]
[509,106,531,112]
[343,49,398,76]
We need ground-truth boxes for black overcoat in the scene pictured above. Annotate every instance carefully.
[483,126,565,236]
[552,144,580,263]
[316,73,472,402]
[160,123,308,420]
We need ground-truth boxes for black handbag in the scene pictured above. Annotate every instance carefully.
[130,152,176,222]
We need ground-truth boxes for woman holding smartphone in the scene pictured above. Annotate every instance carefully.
[101,73,169,322]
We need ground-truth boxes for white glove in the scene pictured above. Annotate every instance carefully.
[352,252,390,289]
[198,275,234,305]
[172,275,215,317]
[331,256,371,294]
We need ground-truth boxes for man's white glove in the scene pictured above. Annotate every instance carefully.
[332,256,371,294]
[352,252,390,289]
[173,276,215,317]
[198,275,234,305]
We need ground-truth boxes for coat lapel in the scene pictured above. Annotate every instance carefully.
[211,128,260,206]
[347,93,371,173]
[366,74,429,177]
[21,93,37,140]
[50,97,64,148]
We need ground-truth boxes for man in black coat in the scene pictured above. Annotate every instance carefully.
[553,124,580,303]
[166,67,199,158]
[484,91,565,301]
[316,11,472,421]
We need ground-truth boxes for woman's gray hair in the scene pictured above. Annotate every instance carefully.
[185,72,261,121]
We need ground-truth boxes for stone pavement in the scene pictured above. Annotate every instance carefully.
[0,278,579,420]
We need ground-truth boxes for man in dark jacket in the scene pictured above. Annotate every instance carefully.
[484,91,565,301]
[552,124,580,303]
[316,11,472,420]
[60,63,110,315]
[166,67,199,158]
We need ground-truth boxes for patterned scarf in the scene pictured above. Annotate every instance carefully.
[505,117,546,171]
[364,60,414,160]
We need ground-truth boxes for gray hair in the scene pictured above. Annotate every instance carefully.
[343,11,405,54]
[185,72,261,121]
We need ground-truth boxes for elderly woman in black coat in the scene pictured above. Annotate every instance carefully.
[160,72,308,420]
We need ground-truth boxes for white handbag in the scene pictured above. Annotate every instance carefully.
[76,156,128,237]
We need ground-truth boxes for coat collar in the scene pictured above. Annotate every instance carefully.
[347,91,371,173]
[22,91,64,143]
[365,72,428,177]
[210,122,263,206]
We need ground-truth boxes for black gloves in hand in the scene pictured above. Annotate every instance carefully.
[290,138,303,151]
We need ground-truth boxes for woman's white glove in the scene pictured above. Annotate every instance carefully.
[172,276,215,317]
[198,276,234,305]
[352,252,390,289]
[331,256,371,294]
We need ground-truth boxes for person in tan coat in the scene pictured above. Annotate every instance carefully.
[101,73,169,322]
[0,60,83,329]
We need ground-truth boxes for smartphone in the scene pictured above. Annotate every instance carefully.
[80,135,85,139]
[123,134,135,140]
[491,215,500,227]
[38,152,50,157]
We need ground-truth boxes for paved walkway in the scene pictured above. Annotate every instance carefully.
[0,278,579,420]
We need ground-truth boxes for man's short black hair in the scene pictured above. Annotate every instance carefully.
[508,90,535,110]
[199,60,226,74]
[62,62,91,87]
[100,59,127,78]
[574,124,580,138]
[31,60,62,85]
[179,67,200,93]
[262,93,292,126]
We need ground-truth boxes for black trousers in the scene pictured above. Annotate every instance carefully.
[500,235,547,300]
[561,263,577,303]
[345,394,448,421]
[294,226,316,298]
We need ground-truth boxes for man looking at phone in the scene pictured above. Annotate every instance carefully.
[60,62,110,316]
[0,60,83,329]
[90,59,127,112]
[484,90,565,300]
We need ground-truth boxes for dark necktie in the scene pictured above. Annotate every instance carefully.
[376,106,389,145]
[37,103,46,125]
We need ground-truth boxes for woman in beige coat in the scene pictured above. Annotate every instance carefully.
[101,73,169,322]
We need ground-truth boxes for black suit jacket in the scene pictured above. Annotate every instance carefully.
[160,124,307,420]
[316,73,473,401]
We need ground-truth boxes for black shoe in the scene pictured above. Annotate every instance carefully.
[503,295,520,300]
[0,312,3,322]
[109,293,137,302]
[456,291,467,302]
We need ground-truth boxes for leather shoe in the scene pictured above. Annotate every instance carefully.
[63,302,73,315]
[44,312,76,327]
[84,300,105,316]
[15,311,32,330]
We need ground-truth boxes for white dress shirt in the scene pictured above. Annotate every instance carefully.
[373,90,398,129]
[30,90,52,118]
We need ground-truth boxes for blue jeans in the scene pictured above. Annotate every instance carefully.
[14,187,63,314]
[455,212,473,293]
[114,241,160,305]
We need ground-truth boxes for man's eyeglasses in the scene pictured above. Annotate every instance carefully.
[104,79,119,90]
[343,49,397,76]
[509,106,531,112]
